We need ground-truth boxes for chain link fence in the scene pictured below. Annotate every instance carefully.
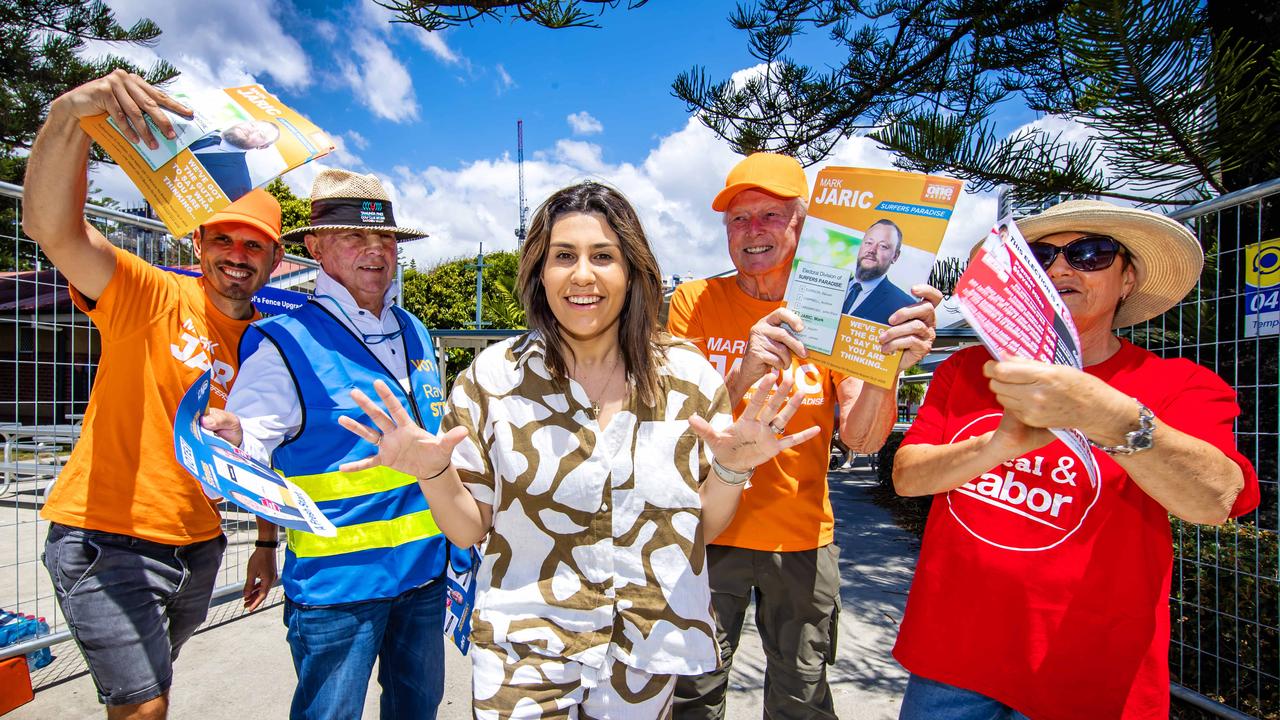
[0,182,314,689]
[1128,180,1280,719]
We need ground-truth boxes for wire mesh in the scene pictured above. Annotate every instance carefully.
[0,184,308,679]
[1127,186,1280,719]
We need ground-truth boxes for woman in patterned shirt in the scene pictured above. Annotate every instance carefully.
[340,182,819,718]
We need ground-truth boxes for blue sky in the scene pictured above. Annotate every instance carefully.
[89,0,1026,278]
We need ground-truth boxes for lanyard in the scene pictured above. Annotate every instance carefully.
[313,295,406,345]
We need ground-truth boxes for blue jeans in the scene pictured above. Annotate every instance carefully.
[899,674,1031,720]
[284,579,445,720]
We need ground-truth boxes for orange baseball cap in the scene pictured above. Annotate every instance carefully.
[711,152,810,211]
[203,189,282,243]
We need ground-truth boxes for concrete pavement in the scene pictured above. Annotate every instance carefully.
[9,466,920,719]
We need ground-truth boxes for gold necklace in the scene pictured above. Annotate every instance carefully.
[574,352,623,416]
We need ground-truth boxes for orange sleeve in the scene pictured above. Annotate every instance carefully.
[667,284,701,342]
[70,246,179,342]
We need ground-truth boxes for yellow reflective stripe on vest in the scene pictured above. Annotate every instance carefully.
[287,467,416,504]
[287,508,441,559]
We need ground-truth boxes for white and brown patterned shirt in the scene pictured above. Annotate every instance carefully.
[445,331,732,675]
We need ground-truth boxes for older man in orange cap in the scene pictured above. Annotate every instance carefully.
[668,152,940,719]
[22,70,283,720]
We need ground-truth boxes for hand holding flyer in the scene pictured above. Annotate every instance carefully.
[783,167,962,388]
[172,371,336,536]
[82,84,333,237]
[955,219,1101,487]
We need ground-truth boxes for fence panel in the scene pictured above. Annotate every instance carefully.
[1137,182,1280,718]
[0,182,317,688]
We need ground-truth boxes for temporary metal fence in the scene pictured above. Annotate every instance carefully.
[0,181,317,687]
[1135,179,1280,719]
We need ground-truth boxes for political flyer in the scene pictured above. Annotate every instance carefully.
[81,85,334,238]
[172,370,337,536]
[443,546,481,654]
[782,167,963,388]
[955,217,1100,488]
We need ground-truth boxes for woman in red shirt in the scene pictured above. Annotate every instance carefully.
[891,200,1259,720]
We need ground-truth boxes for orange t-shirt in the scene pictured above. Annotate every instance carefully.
[42,247,257,544]
[668,276,840,551]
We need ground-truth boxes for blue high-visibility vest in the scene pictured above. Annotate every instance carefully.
[243,301,450,605]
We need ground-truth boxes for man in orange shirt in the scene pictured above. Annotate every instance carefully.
[668,153,939,719]
[23,71,283,720]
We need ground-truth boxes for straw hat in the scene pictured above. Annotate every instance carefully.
[712,152,809,211]
[278,169,428,244]
[1015,199,1203,328]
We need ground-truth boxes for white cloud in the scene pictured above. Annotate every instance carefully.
[549,140,609,173]
[495,64,516,93]
[327,134,366,170]
[567,111,604,136]
[359,0,469,71]
[378,119,742,278]
[345,130,370,151]
[415,31,462,65]
[371,120,1001,286]
[98,0,310,91]
[339,32,420,123]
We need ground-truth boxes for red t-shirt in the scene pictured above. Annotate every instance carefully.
[893,341,1258,720]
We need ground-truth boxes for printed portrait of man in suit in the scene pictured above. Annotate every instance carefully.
[840,218,916,325]
[189,120,286,202]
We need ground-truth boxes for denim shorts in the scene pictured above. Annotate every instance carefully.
[43,523,226,706]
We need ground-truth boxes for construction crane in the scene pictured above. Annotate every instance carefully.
[514,119,528,245]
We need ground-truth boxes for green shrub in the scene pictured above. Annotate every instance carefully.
[1170,518,1279,718]
[876,432,903,487]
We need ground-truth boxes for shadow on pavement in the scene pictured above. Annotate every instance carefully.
[718,462,921,718]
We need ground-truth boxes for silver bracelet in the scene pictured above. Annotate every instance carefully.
[711,458,754,486]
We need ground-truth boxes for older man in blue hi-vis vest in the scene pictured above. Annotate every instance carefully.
[205,168,457,720]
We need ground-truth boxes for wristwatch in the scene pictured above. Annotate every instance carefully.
[1090,399,1155,455]
[711,458,754,486]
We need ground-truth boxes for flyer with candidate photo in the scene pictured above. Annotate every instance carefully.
[783,166,963,388]
[82,84,334,238]
[955,218,1100,488]
[443,546,481,654]
[172,370,336,536]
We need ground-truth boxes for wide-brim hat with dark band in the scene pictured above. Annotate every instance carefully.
[1015,199,1204,329]
[278,168,428,244]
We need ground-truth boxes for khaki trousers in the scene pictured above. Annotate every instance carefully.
[673,544,841,720]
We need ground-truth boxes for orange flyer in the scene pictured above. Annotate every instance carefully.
[783,167,962,388]
[81,85,334,237]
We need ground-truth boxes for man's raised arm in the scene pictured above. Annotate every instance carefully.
[22,70,191,300]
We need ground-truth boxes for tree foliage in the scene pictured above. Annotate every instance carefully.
[876,0,1280,206]
[376,0,647,30]
[677,0,1280,207]
[401,250,526,330]
[401,250,525,386]
[1,0,178,183]
[264,178,313,258]
[928,256,967,299]
[387,0,1280,208]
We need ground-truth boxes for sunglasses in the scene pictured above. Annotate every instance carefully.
[1028,235,1125,272]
